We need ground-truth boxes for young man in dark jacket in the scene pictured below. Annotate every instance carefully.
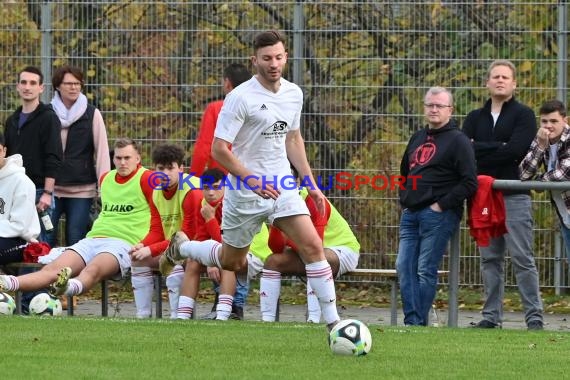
[4,66,62,243]
[397,86,477,326]
[462,59,544,330]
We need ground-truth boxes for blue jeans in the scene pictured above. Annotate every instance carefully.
[49,197,93,247]
[35,189,56,245]
[396,207,459,326]
[213,280,249,308]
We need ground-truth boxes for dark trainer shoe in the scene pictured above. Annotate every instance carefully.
[470,319,499,329]
[527,320,544,331]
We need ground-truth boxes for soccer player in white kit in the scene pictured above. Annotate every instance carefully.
[163,30,341,330]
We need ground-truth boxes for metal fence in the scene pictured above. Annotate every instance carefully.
[1,1,569,289]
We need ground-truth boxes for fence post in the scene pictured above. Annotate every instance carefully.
[555,230,563,295]
[40,1,53,102]
[448,227,460,327]
[292,1,304,86]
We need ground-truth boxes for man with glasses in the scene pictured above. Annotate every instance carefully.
[397,86,477,326]
[463,59,544,330]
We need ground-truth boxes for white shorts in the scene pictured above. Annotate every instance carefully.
[69,237,132,279]
[222,189,309,248]
[326,246,359,278]
[247,252,264,280]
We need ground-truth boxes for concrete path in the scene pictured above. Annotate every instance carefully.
[67,298,570,331]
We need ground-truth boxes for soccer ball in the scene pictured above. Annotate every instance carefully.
[329,319,372,356]
[29,293,63,316]
[0,292,16,315]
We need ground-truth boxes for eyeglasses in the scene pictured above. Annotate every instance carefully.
[61,82,82,87]
[424,104,452,109]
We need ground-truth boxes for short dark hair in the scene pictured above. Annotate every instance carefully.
[18,66,44,84]
[223,63,251,88]
[539,99,567,117]
[52,65,84,89]
[201,168,225,184]
[253,30,286,53]
[0,132,4,146]
[152,144,186,166]
[114,138,141,153]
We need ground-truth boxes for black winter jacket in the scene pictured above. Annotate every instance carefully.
[4,102,63,187]
[462,97,536,195]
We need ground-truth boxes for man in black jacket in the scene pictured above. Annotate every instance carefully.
[397,86,477,326]
[4,66,62,243]
[463,59,544,330]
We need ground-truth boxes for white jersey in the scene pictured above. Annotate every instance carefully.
[214,76,303,200]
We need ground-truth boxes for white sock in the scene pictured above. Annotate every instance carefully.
[306,260,339,325]
[260,269,281,322]
[165,265,184,319]
[176,295,195,320]
[216,294,233,320]
[65,279,83,296]
[180,240,222,268]
[0,275,19,291]
[131,266,154,318]
[306,282,321,323]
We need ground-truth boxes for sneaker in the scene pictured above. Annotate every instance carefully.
[230,306,244,320]
[527,320,544,330]
[470,319,499,329]
[48,267,72,297]
[159,231,189,275]
[326,319,340,332]
[0,275,9,292]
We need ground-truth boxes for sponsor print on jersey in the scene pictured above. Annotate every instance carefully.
[103,203,135,212]
[261,120,288,140]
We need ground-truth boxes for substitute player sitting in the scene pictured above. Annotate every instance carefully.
[129,144,199,318]
[260,187,360,322]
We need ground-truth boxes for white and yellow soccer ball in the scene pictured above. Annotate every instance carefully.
[329,319,372,356]
[0,292,16,315]
[29,293,63,316]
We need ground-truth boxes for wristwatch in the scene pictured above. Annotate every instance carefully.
[43,189,53,196]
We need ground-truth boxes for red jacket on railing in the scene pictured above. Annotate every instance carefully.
[467,175,508,247]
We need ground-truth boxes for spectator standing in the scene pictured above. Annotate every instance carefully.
[520,100,570,261]
[462,59,544,330]
[397,86,477,326]
[189,63,251,176]
[50,65,110,247]
[4,66,62,243]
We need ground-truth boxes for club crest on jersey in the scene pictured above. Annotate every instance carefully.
[261,121,288,139]
[410,142,437,169]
